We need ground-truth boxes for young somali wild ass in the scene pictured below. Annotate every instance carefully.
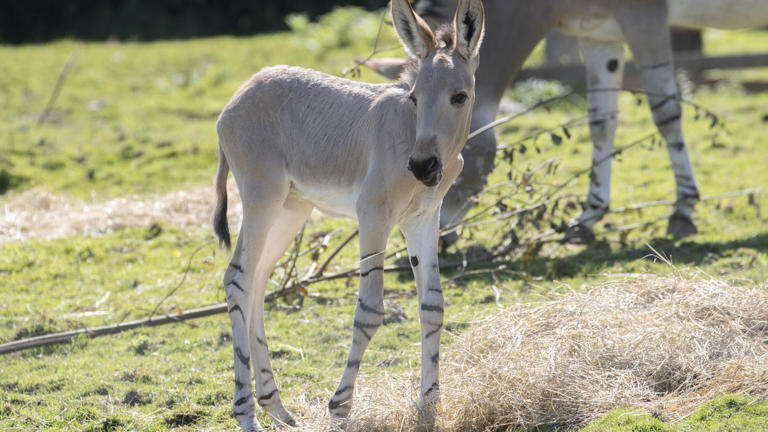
[372,0,768,244]
[212,0,485,429]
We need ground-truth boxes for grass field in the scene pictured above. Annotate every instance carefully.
[1,7,767,431]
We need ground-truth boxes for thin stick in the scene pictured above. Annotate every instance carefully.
[609,188,761,214]
[313,229,358,277]
[467,92,577,140]
[38,53,76,126]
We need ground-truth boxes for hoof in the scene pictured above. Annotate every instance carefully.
[667,210,697,237]
[563,223,596,244]
[238,415,263,432]
[328,398,352,419]
[264,401,297,428]
[439,230,459,253]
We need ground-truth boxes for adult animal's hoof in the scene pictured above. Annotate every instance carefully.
[667,210,697,237]
[563,223,596,244]
[439,230,460,253]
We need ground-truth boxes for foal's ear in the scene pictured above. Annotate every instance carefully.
[453,0,485,61]
[391,0,437,59]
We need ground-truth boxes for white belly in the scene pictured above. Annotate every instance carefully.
[291,181,360,220]
[558,0,768,41]
[669,0,768,29]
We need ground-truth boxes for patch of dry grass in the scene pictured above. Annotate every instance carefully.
[0,180,243,243]
[294,272,768,431]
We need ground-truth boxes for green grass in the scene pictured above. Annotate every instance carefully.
[1,7,767,431]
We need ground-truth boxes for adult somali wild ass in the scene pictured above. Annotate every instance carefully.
[370,0,768,244]
[212,0,484,429]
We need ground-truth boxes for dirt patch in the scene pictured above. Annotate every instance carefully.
[0,180,243,244]
[294,273,768,431]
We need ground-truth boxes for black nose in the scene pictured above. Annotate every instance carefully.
[407,156,442,185]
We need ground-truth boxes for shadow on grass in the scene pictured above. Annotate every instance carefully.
[424,231,768,286]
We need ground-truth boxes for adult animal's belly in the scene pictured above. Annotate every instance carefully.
[669,0,768,29]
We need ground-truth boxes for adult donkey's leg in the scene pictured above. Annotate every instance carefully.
[247,197,312,427]
[565,39,625,244]
[616,2,700,236]
[439,107,497,247]
[225,179,289,431]
[328,208,392,418]
[400,209,443,409]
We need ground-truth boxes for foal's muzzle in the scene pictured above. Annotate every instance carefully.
[407,156,442,187]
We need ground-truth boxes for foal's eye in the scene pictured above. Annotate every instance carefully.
[450,92,468,106]
[409,93,417,106]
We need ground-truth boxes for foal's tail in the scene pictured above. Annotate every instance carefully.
[213,145,231,249]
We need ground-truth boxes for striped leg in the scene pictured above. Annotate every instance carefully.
[617,3,699,236]
[223,242,259,432]
[328,215,391,418]
[247,199,311,427]
[566,39,625,244]
[401,209,443,409]
[641,63,699,236]
[224,181,288,432]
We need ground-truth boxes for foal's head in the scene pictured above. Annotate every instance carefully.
[392,0,484,187]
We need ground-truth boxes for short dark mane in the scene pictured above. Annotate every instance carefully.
[397,24,455,87]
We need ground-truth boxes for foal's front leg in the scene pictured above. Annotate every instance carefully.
[401,209,443,408]
[328,213,391,418]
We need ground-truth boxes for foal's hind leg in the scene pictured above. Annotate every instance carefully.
[224,179,289,431]
[616,3,700,237]
[247,197,312,427]
[566,39,625,244]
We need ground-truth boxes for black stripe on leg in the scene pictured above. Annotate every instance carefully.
[334,385,353,397]
[410,256,419,267]
[589,119,606,127]
[589,191,605,205]
[427,287,442,294]
[656,114,681,127]
[668,141,685,151]
[233,410,249,417]
[357,298,384,315]
[360,252,379,261]
[360,266,383,277]
[651,95,676,111]
[347,360,361,369]
[430,352,439,365]
[421,304,444,313]
[328,398,347,411]
[257,389,278,406]
[425,324,442,339]
[235,347,250,366]
[260,368,272,376]
[234,393,252,406]
[227,279,245,292]
[235,379,245,391]
[228,304,245,322]
[229,263,244,273]
[353,320,378,340]
[424,382,439,397]
[255,336,268,348]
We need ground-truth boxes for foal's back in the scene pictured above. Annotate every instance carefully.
[218,66,412,188]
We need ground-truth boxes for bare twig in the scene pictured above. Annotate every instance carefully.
[38,53,76,126]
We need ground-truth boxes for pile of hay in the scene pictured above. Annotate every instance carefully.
[295,273,768,431]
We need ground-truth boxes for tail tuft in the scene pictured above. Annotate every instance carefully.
[213,146,231,249]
